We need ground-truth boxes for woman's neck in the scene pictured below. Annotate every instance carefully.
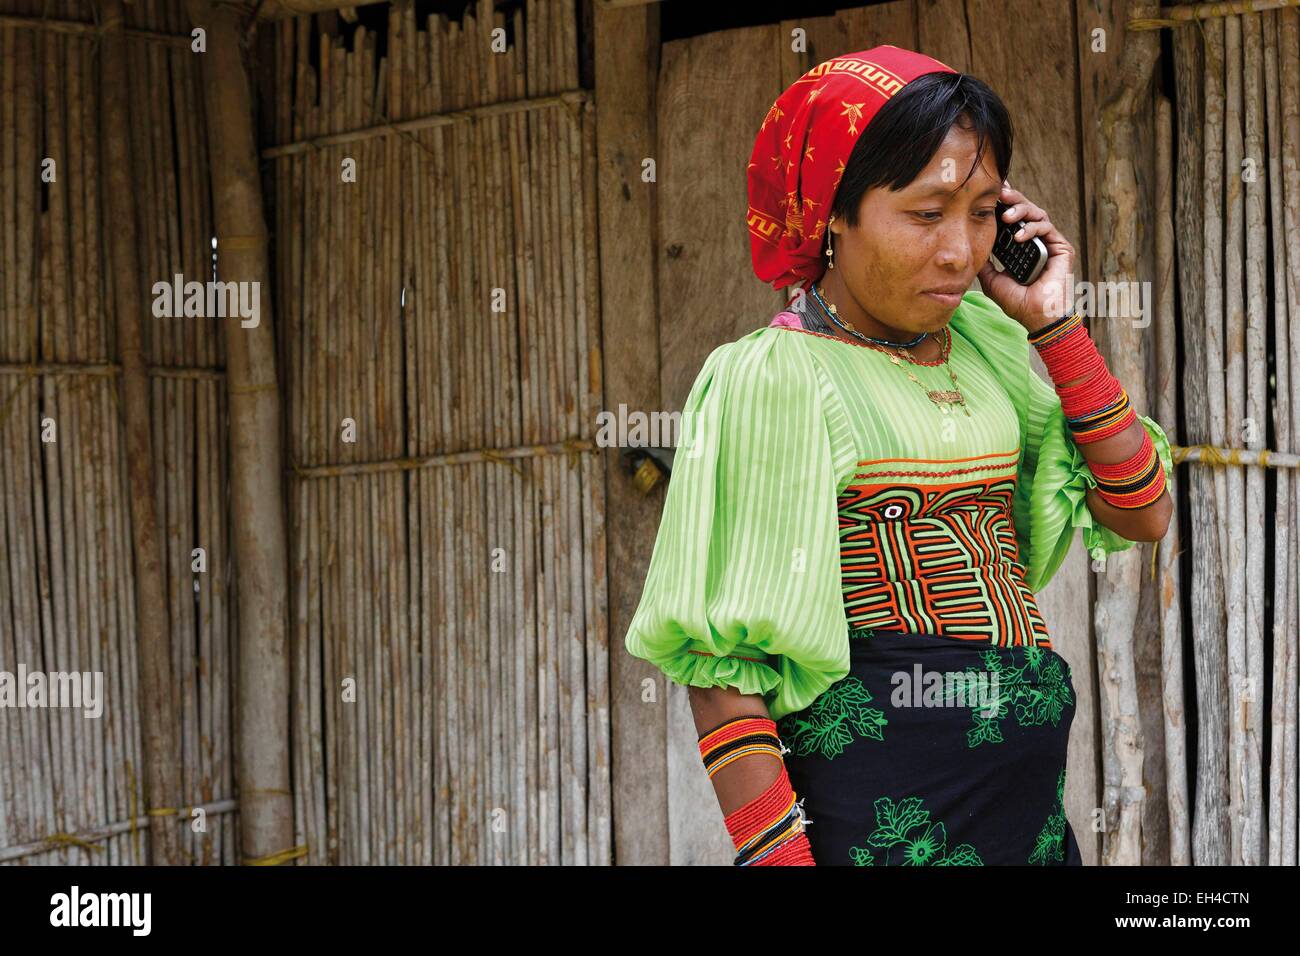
[812,273,933,349]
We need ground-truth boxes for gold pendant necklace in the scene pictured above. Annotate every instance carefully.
[885,343,971,417]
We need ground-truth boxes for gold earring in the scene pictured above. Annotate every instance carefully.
[826,214,836,269]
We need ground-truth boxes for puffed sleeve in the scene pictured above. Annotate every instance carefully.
[1017,354,1175,592]
[623,328,857,722]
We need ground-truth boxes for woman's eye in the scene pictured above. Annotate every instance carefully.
[914,210,993,222]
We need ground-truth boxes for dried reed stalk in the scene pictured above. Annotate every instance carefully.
[1274,6,1300,865]
[1221,14,1250,864]
[1191,11,1234,866]
[1240,10,1268,866]
[100,0,182,865]
[1155,95,1190,865]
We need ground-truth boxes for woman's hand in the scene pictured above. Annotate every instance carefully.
[976,181,1076,333]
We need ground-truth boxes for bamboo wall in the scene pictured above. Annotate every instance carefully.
[261,0,610,864]
[0,0,612,868]
[1168,4,1300,867]
[0,0,236,864]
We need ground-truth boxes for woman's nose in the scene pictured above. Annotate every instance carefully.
[934,224,976,269]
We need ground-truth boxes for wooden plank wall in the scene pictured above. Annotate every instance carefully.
[592,2,672,865]
[653,23,785,865]
[1074,0,1170,866]
[921,0,1107,865]
[615,0,1165,864]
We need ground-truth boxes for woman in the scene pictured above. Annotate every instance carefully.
[625,46,1173,866]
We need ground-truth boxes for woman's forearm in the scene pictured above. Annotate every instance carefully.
[1026,311,1172,542]
[689,684,816,865]
[688,684,783,815]
[1073,414,1173,541]
[1084,477,1173,542]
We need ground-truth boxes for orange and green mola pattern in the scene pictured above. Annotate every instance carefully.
[836,450,1051,648]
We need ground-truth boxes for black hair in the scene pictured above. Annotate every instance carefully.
[830,71,1013,228]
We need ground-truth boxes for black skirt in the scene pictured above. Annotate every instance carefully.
[778,628,1083,866]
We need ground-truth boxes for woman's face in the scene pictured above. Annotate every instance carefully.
[829,121,1002,334]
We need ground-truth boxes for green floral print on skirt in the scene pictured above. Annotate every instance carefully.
[778,628,1083,866]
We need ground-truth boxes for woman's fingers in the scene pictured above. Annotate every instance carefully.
[1000,183,1054,243]
[999,181,1029,214]
[989,180,1079,324]
[1014,216,1053,242]
[1004,208,1053,243]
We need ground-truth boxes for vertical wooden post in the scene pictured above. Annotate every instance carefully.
[593,0,666,864]
[184,0,293,863]
[1093,0,1161,866]
[98,0,182,867]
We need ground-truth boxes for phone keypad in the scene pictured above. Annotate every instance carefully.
[992,202,1042,283]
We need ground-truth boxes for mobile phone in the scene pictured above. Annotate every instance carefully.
[989,200,1048,285]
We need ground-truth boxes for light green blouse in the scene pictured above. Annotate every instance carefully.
[624,290,1174,721]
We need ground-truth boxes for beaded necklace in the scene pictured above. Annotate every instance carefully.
[808,283,970,416]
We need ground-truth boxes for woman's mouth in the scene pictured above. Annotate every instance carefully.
[922,290,963,308]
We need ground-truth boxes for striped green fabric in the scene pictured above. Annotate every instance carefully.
[624,290,1173,721]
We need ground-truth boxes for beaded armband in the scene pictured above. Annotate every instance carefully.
[1086,431,1167,509]
[699,715,815,866]
[1029,310,1166,509]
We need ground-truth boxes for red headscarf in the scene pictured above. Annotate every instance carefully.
[746,45,958,293]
